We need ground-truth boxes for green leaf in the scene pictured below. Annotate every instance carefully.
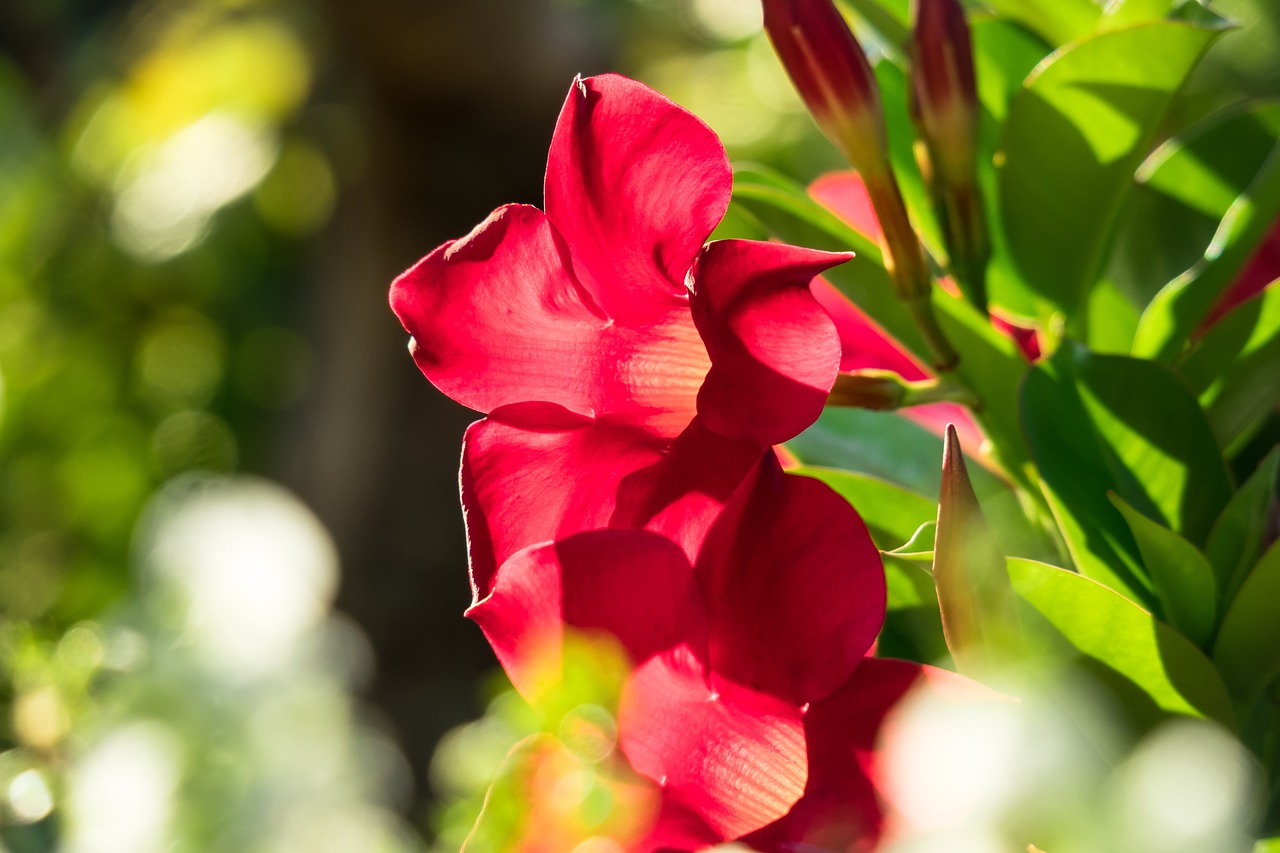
[1179,282,1280,451]
[972,17,1054,319]
[980,0,1102,45]
[787,407,1048,559]
[998,22,1222,320]
[1175,0,1280,129]
[1132,140,1280,362]
[1213,541,1280,702]
[876,60,945,256]
[880,553,952,667]
[1008,557,1236,729]
[1021,357,1151,605]
[934,425,1020,674]
[791,466,936,551]
[1024,345,1232,553]
[1108,100,1280,312]
[1204,448,1280,607]
[838,0,910,57]
[1098,0,1179,30]
[1109,493,1217,647]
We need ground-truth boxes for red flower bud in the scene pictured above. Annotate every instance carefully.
[910,0,978,185]
[911,0,990,307]
[762,0,890,178]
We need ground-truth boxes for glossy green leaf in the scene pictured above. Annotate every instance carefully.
[972,17,1054,319]
[1021,356,1152,605]
[1008,558,1236,729]
[1024,345,1232,553]
[980,0,1102,45]
[1108,100,1280,312]
[1132,141,1280,362]
[934,425,1020,674]
[998,22,1222,320]
[1213,542,1280,702]
[1176,0,1280,129]
[1179,282,1280,451]
[792,466,936,551]
[1204,448,1279,607]
[1110,493,1217,647]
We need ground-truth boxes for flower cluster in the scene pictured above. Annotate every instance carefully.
[391,74,963,850]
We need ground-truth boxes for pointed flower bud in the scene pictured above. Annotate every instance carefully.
[762,0,889,179]
[910,0,990,308]
[933,425,1020,676]
[765,0,960,370]
[911,0,978,184]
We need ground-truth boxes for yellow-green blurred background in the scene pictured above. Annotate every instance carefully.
[0,0,833,848]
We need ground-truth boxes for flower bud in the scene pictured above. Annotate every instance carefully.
[762,0,890,179]
[910,0,990,308]
[911,0,978,185]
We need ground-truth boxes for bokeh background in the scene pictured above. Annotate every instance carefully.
[0,0,847,848]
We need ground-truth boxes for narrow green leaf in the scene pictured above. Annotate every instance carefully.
[934,425,1020,674]
[1213,541,1280,703]
[791,466,936,551]
[1008,558,1236,729]
[1109,493,1217,647]
[1178,283,1280,451]
[998,22,1222,319]
[1132,140,1280,362]
[1205,448,1280,607]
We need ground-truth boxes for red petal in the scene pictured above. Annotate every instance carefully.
[691,240,846,445]
[744,658,931,853]
[696,456,886,706]
[810,170,884,243]
[461,408,665,599]
[619,647,808,841]
[390,204,605,417]
[544,75,731,323]
[810,277,929,378]
[466,530,707,698]
[462,413,764,598]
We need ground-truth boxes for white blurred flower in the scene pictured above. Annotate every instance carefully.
[142,476,339,680]
[61,723,183,853]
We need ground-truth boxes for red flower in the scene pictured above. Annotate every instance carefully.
[468,455,887,847]
[390,75,848,599]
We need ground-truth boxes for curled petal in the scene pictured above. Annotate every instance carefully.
[696,455,886,707]
[466,530,707,698]
[390,204,605,417]
[619,647,808,841]
[545,74,732,323]
[692,239,847,445]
